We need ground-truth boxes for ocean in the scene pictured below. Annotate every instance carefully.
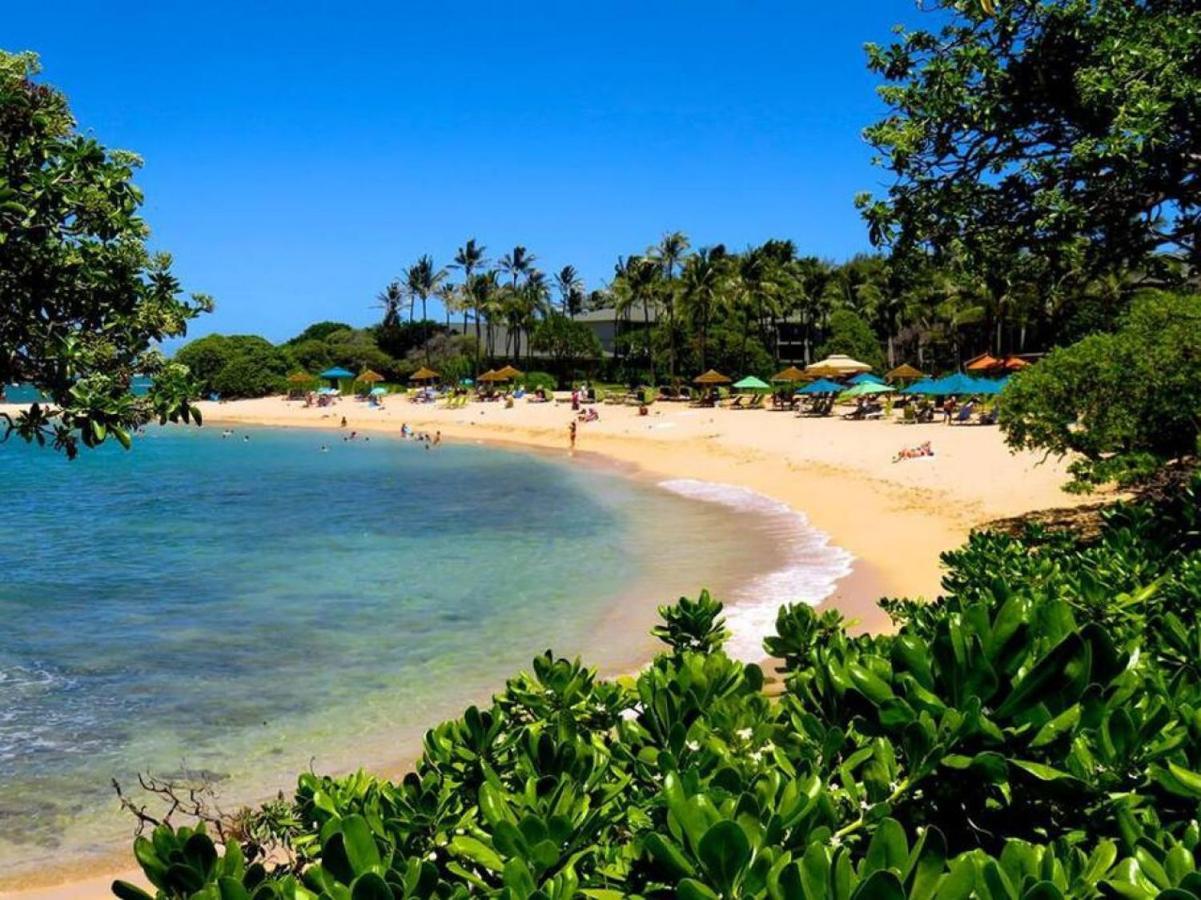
[0,424,849,879]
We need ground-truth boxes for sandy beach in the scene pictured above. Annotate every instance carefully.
[1,394,1090,899]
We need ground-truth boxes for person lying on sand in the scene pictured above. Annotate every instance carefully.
[893,441,934,463]
[578,408,599,422]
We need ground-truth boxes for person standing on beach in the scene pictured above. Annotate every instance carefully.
[568,420,577,452]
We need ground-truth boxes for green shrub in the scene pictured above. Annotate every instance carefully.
[521,371,557,392]
[1001,292,1201,491]
[116,478,1201,899]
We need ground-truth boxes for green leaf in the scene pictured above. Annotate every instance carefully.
[852,869,906,900]
[449,835,504,873]
[340,815,381,876]
[1009,759,1080,783]
[864,818,909,876]
[645,832,697,879]
[1167,763,1201,798]
[217,876,252,900]
[111,882,155,900]
[677,878,721,900]
[349,871,392,900]
[994,632,1087,720]
[698,820,751,894]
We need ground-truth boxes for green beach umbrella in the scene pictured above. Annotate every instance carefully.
[840,382,895,399]
[733,375,771,391]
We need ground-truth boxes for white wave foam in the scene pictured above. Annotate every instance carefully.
[657,479,854,662]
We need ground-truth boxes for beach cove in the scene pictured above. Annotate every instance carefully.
[2,410,861,897]
[1,396,1090,899]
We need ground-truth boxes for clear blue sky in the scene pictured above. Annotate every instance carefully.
[8,2,927,344]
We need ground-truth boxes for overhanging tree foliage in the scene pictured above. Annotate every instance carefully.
[0,51,211,457]
[859,0,1201,289]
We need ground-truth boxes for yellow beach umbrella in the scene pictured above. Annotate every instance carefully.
[409,366,440,382]
[357,369,385,384]
[478,369,507,383]
[771,365,807,383]
[885,363,926,382]
[494,364,523,380]
[693,369,732,385]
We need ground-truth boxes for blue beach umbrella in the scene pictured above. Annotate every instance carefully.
[798,378,844,394]
[971,377,1009,396]
[369,387,387,396]
[939,372,986,395]
[901,378,940,395]
[848,373,886,386]
[319,366,354,390]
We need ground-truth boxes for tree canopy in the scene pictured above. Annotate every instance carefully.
[0,51,210,457]
[859,0,1201,283]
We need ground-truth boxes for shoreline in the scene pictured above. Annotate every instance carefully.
[0,396,1091,897]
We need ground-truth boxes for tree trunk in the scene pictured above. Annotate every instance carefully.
[643,298,654,384]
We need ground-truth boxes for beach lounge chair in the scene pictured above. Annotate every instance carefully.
[728,395,745,410]
[900,405,917,424]
[951,404,975,425]
[747,394,765,410]
[977,407,998,425]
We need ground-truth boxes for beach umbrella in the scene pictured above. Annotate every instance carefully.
[966,353,1002,373]
[848,373,886,386]
[902,377,940,395]
[319,366,354,389]
[971,377,1009,395]
[317,386,339,396]
[287,371,315,385]
[885,363,925,382]
[732,375,771,391]
[840,382,895,399]
[409,366,440,382]
[495,364,523,380]
[478,370,511,383]
[770,365,807,383]
[357,369,384,384]
[938,372,990,395]
[369,386,387,396]
[798,378,844,394]
[805,354,872,376]
[460,378,475,386]
[693,369,732,385]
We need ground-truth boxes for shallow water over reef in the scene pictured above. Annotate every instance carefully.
[0,425,848,877]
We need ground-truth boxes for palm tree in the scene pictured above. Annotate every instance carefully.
[375,280,405,328]
[617,256,659,383]
[473,270,502,361]
[452,240,488,368]
[403,255,448,364]
[651,232,690,380]
[554,265,584,317]
[499,246,536,289]
[680,248,724,371]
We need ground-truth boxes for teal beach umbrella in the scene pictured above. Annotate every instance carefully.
[733,375,771,391]
[840,382,895,399]
[848,373,886,386]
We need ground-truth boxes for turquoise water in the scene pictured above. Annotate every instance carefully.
[0,425,809,877]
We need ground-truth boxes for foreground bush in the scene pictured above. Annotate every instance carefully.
[114,479,1201,899]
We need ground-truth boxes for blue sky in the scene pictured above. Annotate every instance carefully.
[8,2,926,343]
